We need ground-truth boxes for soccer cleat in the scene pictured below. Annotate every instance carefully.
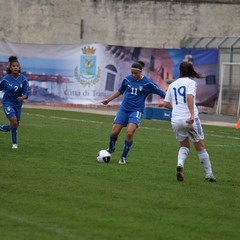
[205,175,216,182]
[106,147,116,153]
[118,157,126,165]
[12,144,18,149]
[176,165,184,182]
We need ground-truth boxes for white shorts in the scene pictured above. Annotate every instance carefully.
[171,117,204,142]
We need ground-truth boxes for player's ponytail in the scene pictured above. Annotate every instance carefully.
[179,61,202,79]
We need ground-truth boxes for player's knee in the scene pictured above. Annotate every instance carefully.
[181,138,190,148]
[10,120,18,128]
[126,131,134,140]
[111,130,119,138]
[13,123,18,128]
[194,141,205,151]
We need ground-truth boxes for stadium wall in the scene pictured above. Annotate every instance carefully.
[0,0,240,48]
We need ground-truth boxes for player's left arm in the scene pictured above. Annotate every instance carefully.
[186,81,196,124]
[17,77,29,102]
[186,94,194,124]
[148,81,166,98]
[162,101,172,109]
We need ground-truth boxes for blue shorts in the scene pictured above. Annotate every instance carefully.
[113,110,143,127]
[2,103,22,122]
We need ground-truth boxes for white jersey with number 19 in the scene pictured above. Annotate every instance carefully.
[164,77,199,120]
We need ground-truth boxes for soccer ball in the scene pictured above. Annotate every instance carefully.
[96,150,111,163]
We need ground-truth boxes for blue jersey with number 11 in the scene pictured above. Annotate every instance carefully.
[118,75,165,113]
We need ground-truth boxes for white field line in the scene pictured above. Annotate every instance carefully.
[25,113,240,141]
[23,105,237,127]
[208,134,240,140]
[24,112,104,124]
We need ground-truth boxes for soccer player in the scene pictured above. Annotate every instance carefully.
[163,61,216,182]
[101,61,166,164]
[0,56,29,149]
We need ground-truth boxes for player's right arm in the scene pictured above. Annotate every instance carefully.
[0,78,6,91]
[162,85,172,109]
[102,78,127,105]
[102,91,121,105]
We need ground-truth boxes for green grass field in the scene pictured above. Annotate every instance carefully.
[0,107,239,240]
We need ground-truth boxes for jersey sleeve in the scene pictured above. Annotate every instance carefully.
[187,80,197,96]
[164,86,172,102]
[118,78,128,94]
[146,80,166,98]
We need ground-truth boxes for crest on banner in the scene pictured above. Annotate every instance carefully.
[74,46,101,87]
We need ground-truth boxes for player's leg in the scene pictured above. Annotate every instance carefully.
[193,140,216,181]
[0,125,10,131]
[172,120,190,181]
[3,104,18,148]
[175,138,190,182]
[191,118,216,181]
[11,106,22,149]
[9,115,18,149]
[107,110,127,153]
[119,123,137,164]
[1,105,10,131]
[118,111,141,164]
[107,124,123,153]
[178,138,190,168]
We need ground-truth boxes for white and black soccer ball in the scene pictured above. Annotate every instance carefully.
[96,150,111,163]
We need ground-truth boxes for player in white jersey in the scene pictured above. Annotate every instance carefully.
[163,62,216,182]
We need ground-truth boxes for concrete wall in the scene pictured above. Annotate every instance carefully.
[0,0,240,48]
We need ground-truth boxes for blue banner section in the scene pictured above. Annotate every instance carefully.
[0,42,219,107]
[142,107,172,121]
[167,49,219,79]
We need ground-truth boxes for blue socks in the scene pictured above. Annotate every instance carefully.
[0,125,10,132]
[121,140,133,158]
[11,127,18,144]
[108,135,117,153]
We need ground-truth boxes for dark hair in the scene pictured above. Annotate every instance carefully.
[131,61,145,71]
[137,61,145,68]
[6,56,21,74]
[9,56,18,62]
[179,61,202,78]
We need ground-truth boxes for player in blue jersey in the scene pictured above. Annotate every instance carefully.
[163,61,216,182]
[101,61,166,164]
[0,56,29,149]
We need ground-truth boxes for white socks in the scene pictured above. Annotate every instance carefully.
[198,149,213,175]
[177,147,189,167]
[177,147,214,176]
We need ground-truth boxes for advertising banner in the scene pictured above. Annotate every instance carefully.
[0,42,219,107]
